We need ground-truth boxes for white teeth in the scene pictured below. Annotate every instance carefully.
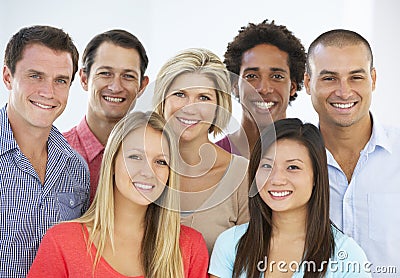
[33,102,53,109]
[104,96,124,103]
[270,191,291,197]
[254,101,274,109]
[178,118,199,125]
[332,103,355,109]
[134,183,153,190]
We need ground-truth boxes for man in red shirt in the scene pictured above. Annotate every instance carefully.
[64,30,149,202]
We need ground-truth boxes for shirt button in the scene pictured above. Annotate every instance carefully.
[69,199,75,206]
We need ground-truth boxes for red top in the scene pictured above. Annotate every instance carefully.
[28,222,209,278]
[63,117,104,203]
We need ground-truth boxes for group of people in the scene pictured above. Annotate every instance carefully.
[0,19,398,278]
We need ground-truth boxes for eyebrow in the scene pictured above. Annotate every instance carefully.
[95,66,139,74]
[319,68,367,76]
[243,67,288,73]
[27,69,71,81]
[126,148,169,158]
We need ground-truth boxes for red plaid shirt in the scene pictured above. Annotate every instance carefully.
[63,117,104,203]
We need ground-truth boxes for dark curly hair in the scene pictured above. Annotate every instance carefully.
[224,19,306,102]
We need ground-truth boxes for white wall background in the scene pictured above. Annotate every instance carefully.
[1,0,399,132]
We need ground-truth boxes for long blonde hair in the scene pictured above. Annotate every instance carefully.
[76,111,183,277]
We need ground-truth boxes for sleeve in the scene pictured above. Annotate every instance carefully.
[187,229,210,278]
[27,229,67,278]
[333,236,372,277]
[208,228,236,278]
[236,172,249,225]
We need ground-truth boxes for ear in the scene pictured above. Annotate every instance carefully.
[79,68,89,91]
[289,81,297,97]
[371,67,377,92]
[304,72,311,96]
[136,75,149,99]
[232,82,239,99]
[3,66,13,91]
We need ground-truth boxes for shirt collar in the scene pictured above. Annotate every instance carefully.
[0,105,76,158]
[75,117,104,162]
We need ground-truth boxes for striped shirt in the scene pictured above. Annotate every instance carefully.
[0,105,90,278]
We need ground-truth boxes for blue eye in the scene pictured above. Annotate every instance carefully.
[199,95,210,101]
[260,163,272,169]
[173,91,185,98]
[128,154,141,160]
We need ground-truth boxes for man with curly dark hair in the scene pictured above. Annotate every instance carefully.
[216,19,306,158]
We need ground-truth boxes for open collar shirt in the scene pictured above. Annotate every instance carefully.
[327,113,400,277]
[63,117,104,203]
[0,105,90,278]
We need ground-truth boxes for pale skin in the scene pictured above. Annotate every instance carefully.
[211,139,313,277]
[81,42,149,145]
[87,126,169,276]
[304,43,376,182]
[163,73,232,210]
[3,43,74,184]
[227,44,296,158]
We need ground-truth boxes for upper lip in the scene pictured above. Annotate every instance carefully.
[30,100,57,108]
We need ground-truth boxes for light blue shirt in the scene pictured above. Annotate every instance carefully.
[0,105,90,278]
[328,114,400,277]
[209,223,371,277]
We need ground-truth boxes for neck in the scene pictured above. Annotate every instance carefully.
[320,114,372,155]
[86,112,119,146]
[7,107,49,158]
[271,209,307,239]
[113,193,147,236]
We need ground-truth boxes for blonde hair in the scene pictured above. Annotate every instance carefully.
[152,48,232,136]
[76,111,183,278]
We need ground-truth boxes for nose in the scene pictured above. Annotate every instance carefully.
[38,80,55,98]
[336,79,352,99]
[256,77,273,95]
[139,160,154,179]
[180,97,197,114]
[268,165,287,186]
[108,76,123,93]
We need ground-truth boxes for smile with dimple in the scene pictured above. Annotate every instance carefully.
[269,190,292,197]
[31,101,55,109]
[133,182,155,191]
[253,101,275,110]
[104,96,124,103]
[177,117,200,125]
[331,102,356,109]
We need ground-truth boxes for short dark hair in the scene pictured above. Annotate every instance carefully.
[81,29,149,82]
[306,29,374,75]
[224,19,306,102]
[4,25,79,83]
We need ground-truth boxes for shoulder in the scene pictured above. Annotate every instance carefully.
[180,225,205,243]
[44,222,84,242]
[331,225,369,261]
[63,125,79,142]
[216,222,248,244]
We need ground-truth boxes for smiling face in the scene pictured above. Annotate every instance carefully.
[83,42,148,123]
[114,126,170,206]
[163,72,218,142]
[256,139,314,215]
[3,43,73,130]
[305,43,376,128]
[238,44,296,128]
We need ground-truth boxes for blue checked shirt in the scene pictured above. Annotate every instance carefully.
[0,105,90,278]
[328,114,400,277]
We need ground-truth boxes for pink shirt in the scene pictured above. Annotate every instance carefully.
[63,117,104,203]
[28,222,209,278]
